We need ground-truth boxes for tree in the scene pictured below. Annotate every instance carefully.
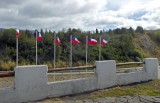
[128,27,134,34]
[96,28,99,34]
[135,26,144,33]
[100,30,103,34]
[114,28,121,34]
[121,27,127,34]
[40,28,44,35]
[108,29,113,35]
[45,29,48,34]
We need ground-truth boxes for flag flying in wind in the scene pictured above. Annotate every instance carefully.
[72,36,81,44]
[16,29,20,39]
[37,32,42,41]
[101,39,108,45]
[88,38,97,45]
[55,36,61,44]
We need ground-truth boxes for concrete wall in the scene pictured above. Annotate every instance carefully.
[0,58,159,103]
[15,65,48,102]
[48,77,97,98]
[96,60,117,89]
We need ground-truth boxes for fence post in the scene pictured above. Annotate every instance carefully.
[14,65,48,102]
[144,58,159,80]
[96,60,117,89]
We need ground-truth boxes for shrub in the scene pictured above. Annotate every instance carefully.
[0,60,16,71]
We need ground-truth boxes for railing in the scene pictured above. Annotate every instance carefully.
[0,62,144,77]
[116,62,144,66]
[48,65,95,73]
[0,71,14,77]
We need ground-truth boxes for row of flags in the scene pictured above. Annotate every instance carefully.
[16,29,108,45]
[57,36,108,45]
[16,29,108,67]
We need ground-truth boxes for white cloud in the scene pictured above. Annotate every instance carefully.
[0,0,159,31]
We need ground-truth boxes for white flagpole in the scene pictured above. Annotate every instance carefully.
[36,30,37,65]
[70,35,72,67]
[70,35,73,79]
[86,36,88,66]
[54,34,56,81]
[85,36,88,77]
[54,34,56,69]
[16,37,18,66]
[99,36,101,61]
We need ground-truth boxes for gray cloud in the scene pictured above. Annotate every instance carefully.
[0,0,25,9]
[0,0,159,31]
[19,0,100,18]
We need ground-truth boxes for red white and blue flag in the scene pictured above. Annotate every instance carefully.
[37,32,42,41]
[88,38,97,45]
[101,39,108,45]
[16,29,20,39]
[72,37,81,44]
[55,36,61,44]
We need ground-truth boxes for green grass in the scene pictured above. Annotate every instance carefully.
[89,80,160,99]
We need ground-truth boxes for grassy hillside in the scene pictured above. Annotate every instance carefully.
[132,30,160,59]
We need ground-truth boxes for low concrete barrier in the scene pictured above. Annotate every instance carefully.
[0,58,159,103]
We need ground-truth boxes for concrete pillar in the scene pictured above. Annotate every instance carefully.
[14,65,48,102]
[96,60,117,89]
[144,58,159,80]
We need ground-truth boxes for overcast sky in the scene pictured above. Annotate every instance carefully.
[0,0,160,31]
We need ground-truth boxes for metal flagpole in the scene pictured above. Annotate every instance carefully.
[70,35,73,79]
[16,37,18,66]
[54,34,56,69]
[36,30,37,65]
[70,35,72,67]
[54,34,56,81]
[85,36,88,77]
[86,36,88,66]
[99,36,101,61]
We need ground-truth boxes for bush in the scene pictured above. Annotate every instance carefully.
[0,60,16,71]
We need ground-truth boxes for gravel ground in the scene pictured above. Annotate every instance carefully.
[0,77,14,88]
[34,95,160,103]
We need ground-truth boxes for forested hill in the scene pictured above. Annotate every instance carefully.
[0,26,160,71]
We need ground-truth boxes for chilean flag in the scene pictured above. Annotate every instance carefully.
[16,29,20,39]
[55,36,61,44]
[88,38,97,45]
[72,37,81,44]
[37,32,42,41]
[101,39,108,45]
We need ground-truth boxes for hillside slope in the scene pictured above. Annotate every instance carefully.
[133,33,160,59]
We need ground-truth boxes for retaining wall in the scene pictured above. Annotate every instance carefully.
[0,58,159,103]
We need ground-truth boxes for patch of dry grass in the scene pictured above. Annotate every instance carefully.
[89,80,160,99]
[0,60,16,71]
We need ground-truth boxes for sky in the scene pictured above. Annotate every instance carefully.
[0,0,160,32]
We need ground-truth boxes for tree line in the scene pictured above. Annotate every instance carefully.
[0,26,158,71]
